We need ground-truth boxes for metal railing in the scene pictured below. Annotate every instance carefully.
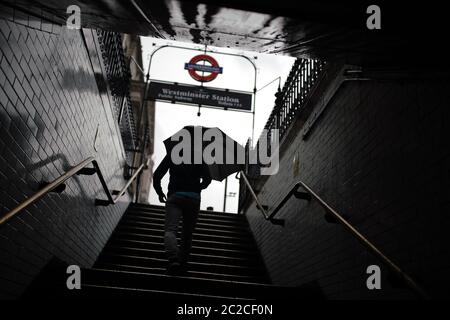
[0,157,147,227]
[259,58,325,152]
[239,58,326,212]
[97,30,137,168]
[239,171,430,299]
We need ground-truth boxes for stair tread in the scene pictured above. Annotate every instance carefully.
[125,212,246,226]
[81,268,278,298]
[81,284,255,300]
[89,268,272,287]
[121,217,250,231]
[130,203,241,217]
[112,227,253,247]
[98,253,259,270]
[116,224,252,238]
[108,238,257,255]
[127,208,245,220]
[104,245,255,262]
[95,263,266,283]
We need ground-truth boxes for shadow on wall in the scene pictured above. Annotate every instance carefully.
[0,114,96,214]
[61,68,106,94]
[0,103,130,214]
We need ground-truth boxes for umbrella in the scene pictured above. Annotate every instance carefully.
[163,126,245,181]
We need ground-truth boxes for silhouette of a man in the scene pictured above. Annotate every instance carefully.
[153,154,212,276]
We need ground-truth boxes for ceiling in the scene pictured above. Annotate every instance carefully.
[2,0,449,69]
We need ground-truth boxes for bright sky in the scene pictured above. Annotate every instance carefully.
[141,37,295,213]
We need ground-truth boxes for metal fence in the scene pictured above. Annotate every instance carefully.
[97,30,137,169]
[238,57,326,213]
[260,58,325,155]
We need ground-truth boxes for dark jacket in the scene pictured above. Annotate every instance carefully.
[153,154,212,197]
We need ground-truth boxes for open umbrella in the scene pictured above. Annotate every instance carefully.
[163,126,245,181]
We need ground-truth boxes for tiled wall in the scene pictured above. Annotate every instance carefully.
[0,7,131,298]
[246,78,450,299]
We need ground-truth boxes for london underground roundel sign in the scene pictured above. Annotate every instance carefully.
[184,54,223,82]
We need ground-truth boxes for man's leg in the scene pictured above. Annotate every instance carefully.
[179,199,200,269]
[164,196,182,274]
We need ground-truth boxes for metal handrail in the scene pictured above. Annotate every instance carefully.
[239,171,430,299]
[0,157,147,226]
[240,172,270,220]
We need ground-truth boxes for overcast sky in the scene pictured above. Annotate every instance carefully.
[140,37,295,213]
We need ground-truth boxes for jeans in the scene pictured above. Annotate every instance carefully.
[164,194,200,265]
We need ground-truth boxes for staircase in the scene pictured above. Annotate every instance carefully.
[86,203,272,299]
[24,203,310,300]
[95,203,269,282]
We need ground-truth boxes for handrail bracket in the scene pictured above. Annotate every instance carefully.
[269,218,285,226]
[76,167,97,176]
[95,199,111,207]
[294,190,312,201]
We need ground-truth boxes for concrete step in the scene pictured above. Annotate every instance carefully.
[101,245,257,266]
[126,210,247,227]
[130,203,242,219]
[93,262,267,283]
[116,223,252,240]
[110,232,256,252]
[81,268,284,299]
[72,283,255,300]
[107,238,258,258]
[96,253,261,277]
[121,215,250,232]
[128,206,245,222]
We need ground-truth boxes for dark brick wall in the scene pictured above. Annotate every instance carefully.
[0,8,131,298]
[246,77,450,299]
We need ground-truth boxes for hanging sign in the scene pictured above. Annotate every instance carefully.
[184,54,223,82]
[148,81,252,112]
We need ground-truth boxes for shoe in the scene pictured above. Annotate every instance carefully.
[167,262,181,276]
